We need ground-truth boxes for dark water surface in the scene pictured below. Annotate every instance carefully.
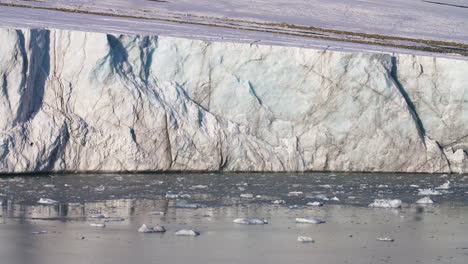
[1,172,467,264]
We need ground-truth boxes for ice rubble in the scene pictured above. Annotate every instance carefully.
[296,218,325,224]
[138,224,166,233]
[233,218,268,225]
[368,199,402,208]
[0,27,466,174]
[415,197,434,204]
[174,229,200,236]
[297,236,315,243]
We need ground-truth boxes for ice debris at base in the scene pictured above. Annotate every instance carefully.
[148,211,165,216]
[410,185,420,188]
[138,224,166,233]
[368,199,402,208]
[272,200,286,204]
[377,237,394,242]
[240,193,254,198]
[297,236,315,243]
[436,181,450,190]
[296,218,325,224]
[37,198,58,204]
[165,193,179,199]
[330,197,340,201]
[416,197,434,204]
[89,223,106,228]
[31,231,48,235]
[174,229,200,236]
[307,202,323,207]
[418,189,442,195]
[175,203,200,209]
[104,217,125,222]
[191,185,208,189]
[233,218,268,225]
[288,191,303,197]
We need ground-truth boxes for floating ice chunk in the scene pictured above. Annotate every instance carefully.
[436,181,450,190]
[90,214,106,219]
[410,184,420,188]
[296,218,325,224]
[319,185,332,188]
[37,198,58,205]
[233,218,268,225]
[238,187,246,191]
[368,199,402,208]
[415,197,434,204]
[418,189,442,195]
[289,205,299,209]
[378,185,388,188]
[179,194,192,199]
[191,185,208,189]
[90,223,106,228]
[330,197,340,201]
[175,203,200,209]
[307,201,323,206]
[165,193,179,199]
[440,174,448,178]
[288,191,303,197]
[43,184,55,188]
[148,211,165,216]
[272,200,285,204]
[104,217,125,222]
[174,229,200,236]
[315,194,329,201]
[377,237,394,242]
[138,224,166,233]
[31,231,48,234]
[297,236,315,243]
[240,193,254,198]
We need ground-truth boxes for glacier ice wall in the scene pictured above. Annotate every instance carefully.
[0,28,466,173]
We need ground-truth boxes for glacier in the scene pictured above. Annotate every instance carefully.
[0,27,466,173]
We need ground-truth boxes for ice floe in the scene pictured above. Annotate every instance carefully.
[138,224,166,233]
[436,181,450,190]
[37,198,58,204]
[90,223,106,228]
[368,199,402,208]
[233,218,268,225]
[415,197,434,204]
[377,237,394,242]
[297,236,315,243]
[418,189,442,195]
[307,201,323,207]
[174,229,200,236]
[288,191,303,197]
[295,218,325,224]
[240,193,254,198]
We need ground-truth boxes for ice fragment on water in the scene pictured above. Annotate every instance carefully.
[418,189,442,195]
[233,218,268,225]
[435,181,450,190]
[191,185,208,189]
[90,223,106,228]
[410,185,420,188]
[307,201,323,206]
[31,231,48,234]
[288,191,303,197]
[240,193,254,198]
[415,197,434,204]
[377,237,394,242]
[272,200,285,204]
[148,211,165,216]
[138,224,166,233]
[37,198,58,204]
[104,217,125,222]
[174,229,200,236]
[330,197,340,201]
[297,236,315,243]
[43,184,55,188]
[175,203,200,209]
[368,199,402,208]
[296,218,325,224]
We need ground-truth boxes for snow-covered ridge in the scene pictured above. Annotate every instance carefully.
[0,27,466,173]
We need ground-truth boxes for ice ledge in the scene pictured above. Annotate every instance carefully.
[0,27,466,173]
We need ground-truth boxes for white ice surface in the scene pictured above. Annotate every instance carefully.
[368,199,402,208]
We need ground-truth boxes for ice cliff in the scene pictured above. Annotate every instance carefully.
[0,28,466,173]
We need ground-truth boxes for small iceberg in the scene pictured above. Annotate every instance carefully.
[330,197,340,201]
[233,218,268,225]
[297,236,315,243]
[307,201,323,207]
[165,193,179,199]
[418,189,442,196]
[368,199,402,208]
[288,191,303,197]
[435,181,450,190]
[174,229,200,236]
[296,218,325,224]
[138,224,166,233]
[37,198,58,205]
[240,193,254,198]
[415,197,434,204]
[272,200,285,204]
[377,237,394,242]
[89,223,106,228]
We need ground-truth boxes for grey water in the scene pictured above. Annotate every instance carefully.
[1,172,467,264]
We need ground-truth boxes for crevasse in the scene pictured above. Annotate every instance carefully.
[0,28,466,173]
